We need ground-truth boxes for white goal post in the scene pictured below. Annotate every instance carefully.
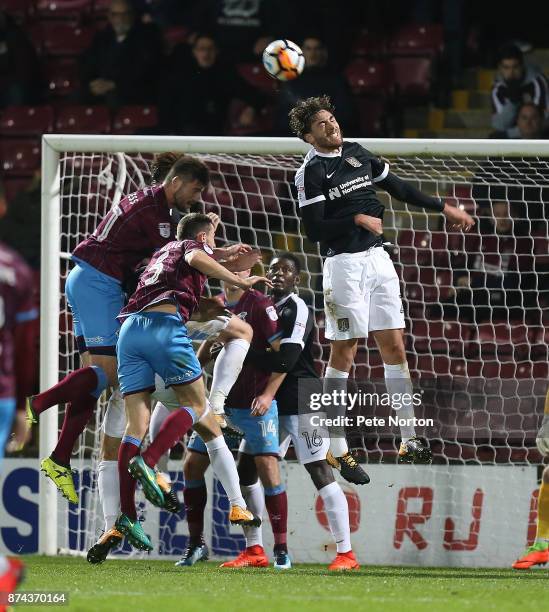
[40,135,549,564]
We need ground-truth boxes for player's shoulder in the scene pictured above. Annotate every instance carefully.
[279,292,309,317]
[296,147,322,176]
[343,140,377,160]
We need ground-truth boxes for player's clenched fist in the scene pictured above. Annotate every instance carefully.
[354,214,383,235]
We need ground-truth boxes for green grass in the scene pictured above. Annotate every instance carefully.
[15,556,549,612]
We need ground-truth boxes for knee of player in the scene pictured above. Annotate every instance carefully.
[380,343,407,365]
[226,316,253,342]
[304,460,335,490]
[255,455,281,488]
[543,465,549,484]
[101,434,121,461]
[184,453,209,481]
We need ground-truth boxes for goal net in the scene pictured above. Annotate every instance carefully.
[40,136,549,567]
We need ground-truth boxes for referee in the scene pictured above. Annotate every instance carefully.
[289,95,475,472]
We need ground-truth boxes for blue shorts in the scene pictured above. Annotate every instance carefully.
[0,398,16,464]
[187,402,279,456]
[117,311,202,396]
[66,258,124,353]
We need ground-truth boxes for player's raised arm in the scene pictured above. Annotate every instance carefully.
[373,157,475,231]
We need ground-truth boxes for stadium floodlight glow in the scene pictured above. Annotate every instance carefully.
[41,135,548,565]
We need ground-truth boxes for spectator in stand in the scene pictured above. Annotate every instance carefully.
[491,44,549,138]
[275,36,356,135]
[443,196,533,323]
[160,33,266,136]
[80,0,163,108]
[491,102,549,139]
[0,11,41,107]
[188,0,291,63]
[0,173,41,269]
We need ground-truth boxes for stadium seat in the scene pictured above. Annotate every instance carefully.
[35,0,92,21]
[354,97,386,137]
[44,59,80,98]
[236,63,278,95]
[389,57,432,100]
[1,0,33,22]
[112,106,158,134]
[351,31,386,58]
[163,25,190,53]
[0,139,40,175]
[38,23,95,56]
[345,60,393,96]
[55,105,111,134]
[388,24,444,57]
[446,184,476,214]
[0,106,54,136]
[397,229,432,265]
[227,101,275,136]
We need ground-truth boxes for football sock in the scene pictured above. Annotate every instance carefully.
[98,460,120,532]
[149,402,171,473]
[241,481,264,547]
[118,435,141,521]
[384,362,416,442]
[324,366,349,457]
[32,365,108,414]
[264,485,288,550]
[184,479,207,546]
[209,339,250,414]
[142,407,196,468]
[205,435,246,507]
[149,402,170,440]
[50,395,97,466]
[319,481,351,553]
[535,481,549,545]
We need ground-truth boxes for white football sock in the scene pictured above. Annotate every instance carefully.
[319,481,351,553]
[241,481,264,547]
[324,366,349,457]
[209,339,250,415]
[384,362,416,442]
[205,435,246,508]
[97,460,120,532]
[150,402,171,472]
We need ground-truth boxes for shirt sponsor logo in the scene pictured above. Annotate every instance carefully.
[345,156,362,168]
[328,186,341,200]
[158,223,171,238]
[266,306,278,321]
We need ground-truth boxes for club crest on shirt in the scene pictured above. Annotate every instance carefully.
[337,318,350,332]
[345,156,362,168]
[158,223,171,238]
[266,305,278,321]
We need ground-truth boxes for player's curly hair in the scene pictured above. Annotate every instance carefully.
[176,212,213,241]
[150,152,184,183]
[288,95,335,140]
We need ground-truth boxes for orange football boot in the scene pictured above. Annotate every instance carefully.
[328,550,360,571]
[512,544,549,569]
[228,505,261,527]
[220,545,269,568]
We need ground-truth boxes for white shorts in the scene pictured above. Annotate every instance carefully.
[186,315,231,343]
[323,247,405,341]
[278,413,330,464]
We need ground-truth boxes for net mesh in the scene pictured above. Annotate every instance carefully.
[54,148,548,563]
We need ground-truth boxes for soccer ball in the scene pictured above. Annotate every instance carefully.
[262,39,305,81]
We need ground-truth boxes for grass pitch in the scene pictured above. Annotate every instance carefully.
[17,556,548,612]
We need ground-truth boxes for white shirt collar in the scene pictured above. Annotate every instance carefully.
[275,293,293,308]
[313,147,342,158]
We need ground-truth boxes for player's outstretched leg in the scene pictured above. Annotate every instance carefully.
[324,361,370,485]
[513,466,549,569]
[128,455,165,508]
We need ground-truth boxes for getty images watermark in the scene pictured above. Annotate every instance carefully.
[306,388,434,429]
